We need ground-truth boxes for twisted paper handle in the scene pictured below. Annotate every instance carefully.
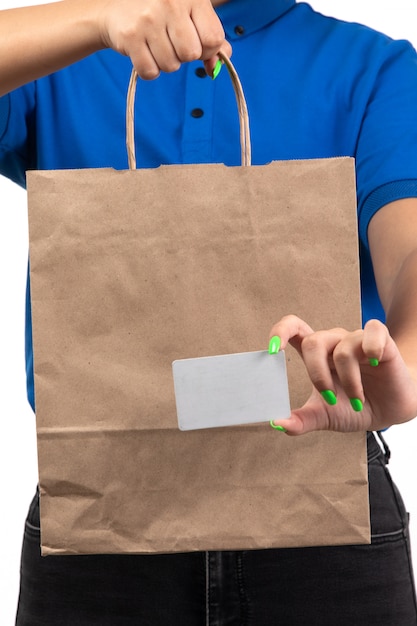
[126,52,251,169]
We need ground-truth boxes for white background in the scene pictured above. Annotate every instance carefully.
[1,1,417,623]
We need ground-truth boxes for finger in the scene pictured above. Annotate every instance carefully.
[331,331,366,406]
[144,30,183,75]
[300,328,349,401]
[268,314,315,354]
[166,18,204,64]
[362,318,391,364]
[144,10,200,75]
[270,382,377,436]
[126,1,221,78]
[138,13,228,79]
[190,1,227,61]
[129,40,163,80]
[270,391,340,436]
[203,41,232,78]
[161,0,225,64]
[330,322,391,409]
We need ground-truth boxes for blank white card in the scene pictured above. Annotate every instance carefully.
[173,350,291,431]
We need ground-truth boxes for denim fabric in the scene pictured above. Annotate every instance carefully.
[16,433,417,625]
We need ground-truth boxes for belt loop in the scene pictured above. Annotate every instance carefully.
[376,430,391,464]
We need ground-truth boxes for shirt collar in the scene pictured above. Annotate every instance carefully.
[216,0,296,40]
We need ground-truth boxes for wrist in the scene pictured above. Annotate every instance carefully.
[63,0,107,54]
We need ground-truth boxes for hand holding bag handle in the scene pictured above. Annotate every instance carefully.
[126,52,251,169]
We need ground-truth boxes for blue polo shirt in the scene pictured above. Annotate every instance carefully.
[2,0,417,411]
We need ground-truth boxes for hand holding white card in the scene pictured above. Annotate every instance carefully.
[173,350,291,431]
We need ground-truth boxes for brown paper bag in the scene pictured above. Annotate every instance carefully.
[27,57,370,556]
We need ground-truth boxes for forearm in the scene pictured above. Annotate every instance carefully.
[0,0,229,97]
[368,198,417,371]
[0,0,103,96]
[382,248,417,374]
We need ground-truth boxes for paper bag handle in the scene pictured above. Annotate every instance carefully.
[126,52,251,169]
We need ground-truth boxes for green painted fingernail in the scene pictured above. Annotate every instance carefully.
[212,59,222,80]
[268,335,281,354]
[350,398,364,412]
[321,390,337,406]
[369,358,379,367]
[270,420,286,432]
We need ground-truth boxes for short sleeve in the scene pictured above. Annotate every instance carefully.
[0,94,10,141]
[355,39,417,248]
[0,82,36,188]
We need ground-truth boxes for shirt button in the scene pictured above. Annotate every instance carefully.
[191,108,204,118]
[195,67,207,78]
[234,25,245,36]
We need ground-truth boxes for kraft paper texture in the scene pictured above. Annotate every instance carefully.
[27,155,370,555]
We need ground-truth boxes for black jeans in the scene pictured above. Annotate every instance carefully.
[16,433,417,625]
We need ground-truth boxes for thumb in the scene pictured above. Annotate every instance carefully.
[270,412,314,436]
[270,393,331,436]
